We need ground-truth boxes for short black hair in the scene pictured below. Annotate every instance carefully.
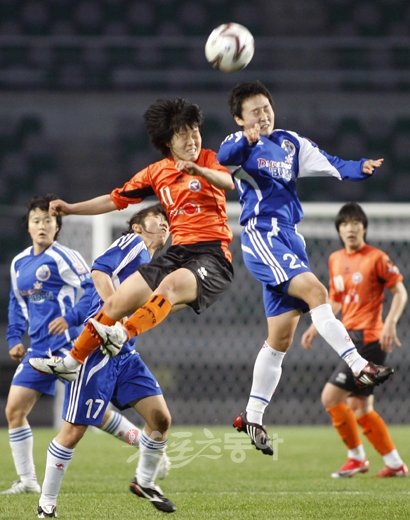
[229,80,274,120]
[23,194,62,240]
[144,98,203,157]
[335,202,368,237]
[124,203,167,234]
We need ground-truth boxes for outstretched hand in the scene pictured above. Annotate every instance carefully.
[362,158,384,175]
[49,199,71,216]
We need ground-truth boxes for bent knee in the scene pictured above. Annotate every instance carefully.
[5,405,26,426]
[151,409,172,434]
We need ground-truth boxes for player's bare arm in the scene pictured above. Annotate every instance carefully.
[175,160,234,190]
[362,158,384,175]
[49,194,117,216]
[380,281,408,352]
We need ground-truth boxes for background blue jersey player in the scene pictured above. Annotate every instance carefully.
[217,81,393,456]
[32,204,175,517]
[3,194,93,495]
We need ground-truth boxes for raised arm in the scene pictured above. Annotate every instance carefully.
[49,194,117,216]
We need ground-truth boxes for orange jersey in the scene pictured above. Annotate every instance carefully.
[110,149,233,261]
[329,244,403,344]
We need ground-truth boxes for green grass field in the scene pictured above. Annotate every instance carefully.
[1,425,409,519]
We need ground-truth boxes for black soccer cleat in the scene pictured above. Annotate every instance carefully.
[129,478,176,513]
[355,361,394,388]
[37,505,58,518]
[233,411,274,456]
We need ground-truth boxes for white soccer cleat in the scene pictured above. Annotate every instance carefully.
[157,452,171,480]
[89,319,128,357]
[1,480,41,495]
[29,356,80,382]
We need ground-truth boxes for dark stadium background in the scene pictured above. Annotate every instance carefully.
[1,0,409,426]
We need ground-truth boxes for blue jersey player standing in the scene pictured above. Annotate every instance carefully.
[217,81,393,455]
[33,204,175,517]
[2,194,93,494]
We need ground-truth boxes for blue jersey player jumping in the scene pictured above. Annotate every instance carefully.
[2,194,93,495]
[217,81,394,456]
[32,204,176,517]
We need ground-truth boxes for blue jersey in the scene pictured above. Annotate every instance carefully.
[63,233,158,425]
[7,242,92,356]
[87,233,151,354]
[217,129,370,227]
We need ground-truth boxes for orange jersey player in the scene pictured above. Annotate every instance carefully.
[111,147,233,260]
[329,244,403,345]
[302,203,408,479]
[31,98,235,395]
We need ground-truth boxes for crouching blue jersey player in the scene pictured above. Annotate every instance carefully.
[31,204,176,517]
[217,81,393,456]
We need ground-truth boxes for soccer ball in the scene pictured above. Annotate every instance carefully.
[205,23,254,73]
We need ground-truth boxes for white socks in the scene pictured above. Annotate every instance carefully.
[63,353,81,370]
[8,426,37,484]
[100,411,141,446]
[310,304,367,375]
[383,449,405,469]
[39,440,74,509]
[246,343,286,425]
[347,444,366,461]
[137,431,167,487]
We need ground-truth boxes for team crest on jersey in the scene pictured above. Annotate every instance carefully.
[36,264,51,282]
[188,179,202,192]
[352,272,363,284]
[281,139,296,156]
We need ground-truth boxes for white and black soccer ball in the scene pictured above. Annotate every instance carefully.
[205,23,254,73]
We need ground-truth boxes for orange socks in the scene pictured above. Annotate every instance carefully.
[70,310,116,363]
[124,294,172,338]
[70,295,172,363]
[357,410,395,456]
[327,403,361,449]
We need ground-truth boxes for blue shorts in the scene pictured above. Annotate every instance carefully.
[11,348,70,397]
[241,221,311,317]
[63,350,162,426]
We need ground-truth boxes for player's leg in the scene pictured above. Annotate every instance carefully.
[2,385,42,494]
[133,394,172,478]
[129,395,175,512]
[69,271,154,364]
[234,309,301,455]
[114,354,175,512]
[38,421,87,518]
[123,267,196,337]
[98,408,141,447]
[321,382,369,478]
[30,271,155,378]
[38,351,119,516]
[353,395,408,477]
[288,272,393,385]
[93,247,233,347]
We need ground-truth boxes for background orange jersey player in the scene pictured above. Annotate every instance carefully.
[302,202,408,479]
